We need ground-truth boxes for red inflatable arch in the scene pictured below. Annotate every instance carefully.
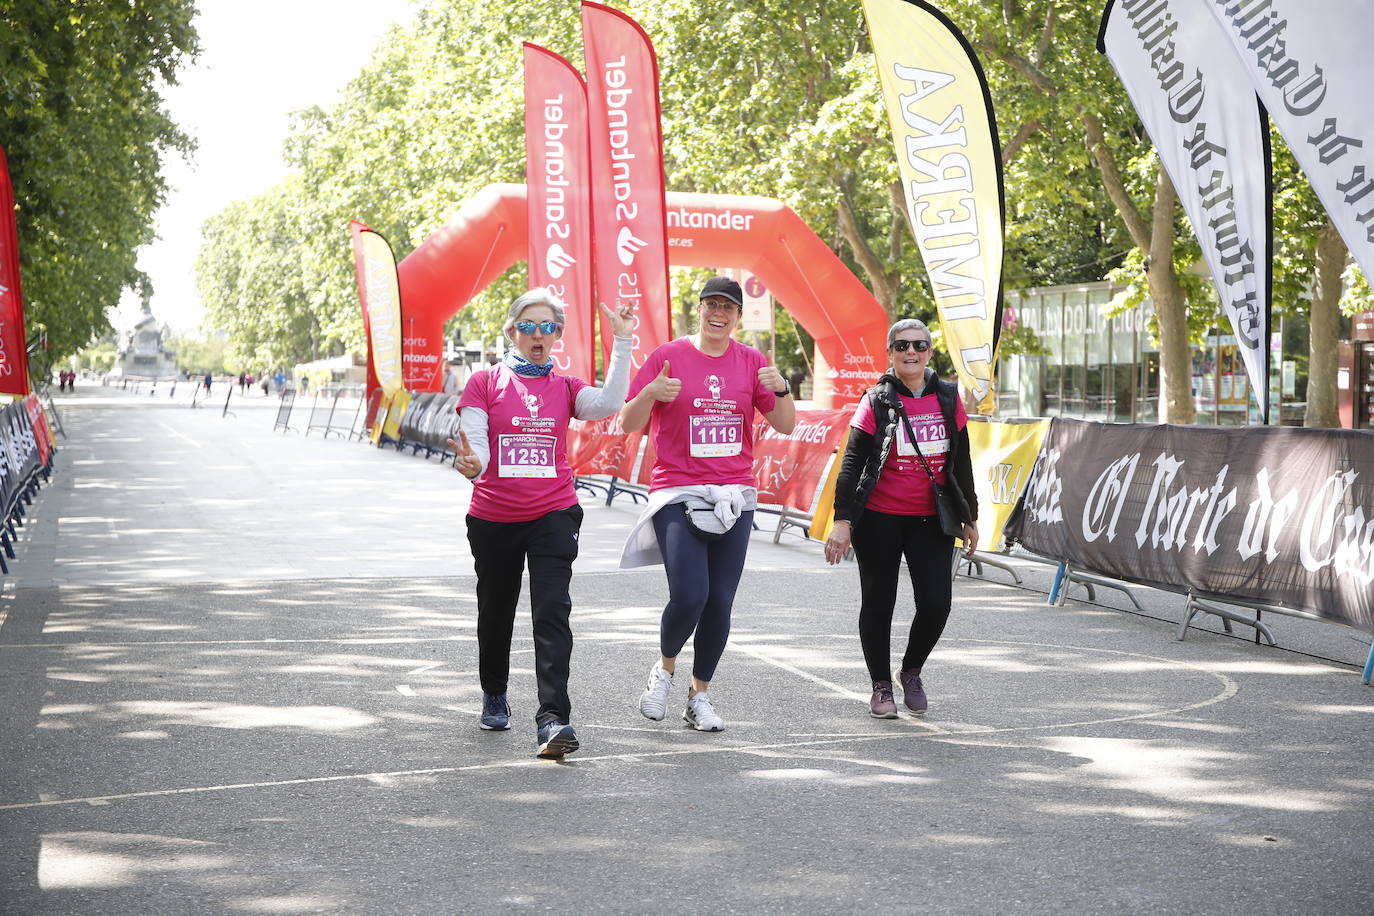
[395,183,889,406]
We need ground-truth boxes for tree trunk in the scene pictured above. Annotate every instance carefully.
[1147,169,1194,425]
[836,194,899,321]
[1305,219,1346,428]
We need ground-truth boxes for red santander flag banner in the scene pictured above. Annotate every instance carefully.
[751,408,853,513]
[568,416,642,479]
[0,147,32,397]
[581,1,671,371]
[524,43,596,383]
[22,394,50,466]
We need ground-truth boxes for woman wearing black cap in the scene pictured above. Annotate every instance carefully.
[618,276,795,732]
[824,318,978,718]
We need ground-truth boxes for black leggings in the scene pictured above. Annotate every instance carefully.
[466,505,582,726]
[651,503,754,683]
[852,509,955,684]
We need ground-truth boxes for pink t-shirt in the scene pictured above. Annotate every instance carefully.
[459,366,589,522]
[850,388,968,516]
[628,336,778,490]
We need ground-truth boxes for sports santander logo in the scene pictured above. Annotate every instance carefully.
[616,227,648,265]
[545,244,576,279]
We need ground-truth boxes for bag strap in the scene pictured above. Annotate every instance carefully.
[893,399,943,493]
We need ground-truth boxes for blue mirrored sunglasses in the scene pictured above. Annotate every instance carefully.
[515,320,561,335]
[891,339,931,353]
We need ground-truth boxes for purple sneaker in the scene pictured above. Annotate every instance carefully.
[869,680,897,719]
[898,668,928,714]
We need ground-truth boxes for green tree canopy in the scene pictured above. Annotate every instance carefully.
[1,0,199,358]
[193,0,1365,422]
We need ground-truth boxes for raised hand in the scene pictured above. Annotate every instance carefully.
[599,300,636,338]
[758,364,785,393]
[445,431,482,480]
[648,360,681,403]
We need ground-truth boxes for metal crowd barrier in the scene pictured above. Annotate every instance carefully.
[274,388,299,433]
[304,386,357,439]
[351,389,382,442]
[393,392,461,460]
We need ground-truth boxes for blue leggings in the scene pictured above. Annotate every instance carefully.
[651,503,754,683]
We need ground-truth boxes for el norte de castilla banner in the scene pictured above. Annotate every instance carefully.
[1101,0,1273,421]
[1005,418,1374,635]
[863,0,1005,411]
[1202,0,1374,282]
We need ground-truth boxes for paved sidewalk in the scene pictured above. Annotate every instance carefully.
[1,384,1371,914]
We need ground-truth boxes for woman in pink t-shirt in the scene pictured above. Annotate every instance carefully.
[823,318,979,720]
[449,289,634,759]
[619,276,796,732]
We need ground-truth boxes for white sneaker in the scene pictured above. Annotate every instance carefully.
[639,663,673,721]
[683,692,725,732]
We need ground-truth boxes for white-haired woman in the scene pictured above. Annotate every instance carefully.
[449,289,634,758]
[824,318,978,718]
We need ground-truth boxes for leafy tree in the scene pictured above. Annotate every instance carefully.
[193,0,1365,426]
[0,0,198,357]
[165,333,229,375]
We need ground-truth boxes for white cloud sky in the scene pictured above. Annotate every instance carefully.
[122,0,418,335]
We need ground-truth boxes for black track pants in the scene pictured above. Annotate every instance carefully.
[466,505,583,726]
[852,509,955,684]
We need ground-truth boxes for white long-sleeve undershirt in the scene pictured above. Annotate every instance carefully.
[459,334,633,476]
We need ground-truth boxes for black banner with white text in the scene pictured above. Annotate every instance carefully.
[1005,418,1374,634]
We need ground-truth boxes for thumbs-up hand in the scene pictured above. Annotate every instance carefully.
[758,364,785,394]
[649,360,681,403]
[446,431,482,480]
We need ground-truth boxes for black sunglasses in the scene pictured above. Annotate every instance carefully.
[891,339,931,353]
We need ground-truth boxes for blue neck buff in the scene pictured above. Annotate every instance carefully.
[504,351,554,378]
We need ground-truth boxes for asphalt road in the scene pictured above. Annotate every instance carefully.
[1,382,1371,914]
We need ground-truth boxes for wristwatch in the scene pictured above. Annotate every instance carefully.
[773,377,792,397]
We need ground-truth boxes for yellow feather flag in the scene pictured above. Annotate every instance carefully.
[862,0,1005,414]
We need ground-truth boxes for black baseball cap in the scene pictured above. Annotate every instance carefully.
[699,276,743,306]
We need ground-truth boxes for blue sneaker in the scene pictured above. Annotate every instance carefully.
[480,693,511,730]
[536,721,580,759]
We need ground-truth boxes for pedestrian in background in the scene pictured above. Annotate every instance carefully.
[824,318,978,719]
[441,358,461,395]
[619,276,795,733]
[449,289,635,759]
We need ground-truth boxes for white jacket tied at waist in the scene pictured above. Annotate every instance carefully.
[618,484,758,569]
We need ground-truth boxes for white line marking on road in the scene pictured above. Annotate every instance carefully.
[395,685,416,696]
[725,641,948,735]
[405,662,444,675]
[157,421,202,449]
[0,635,478,650]
[0,662,1238,813]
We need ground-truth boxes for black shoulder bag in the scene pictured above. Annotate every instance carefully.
[894,401,967,540]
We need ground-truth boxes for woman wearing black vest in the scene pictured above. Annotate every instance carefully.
[824,318,978,718]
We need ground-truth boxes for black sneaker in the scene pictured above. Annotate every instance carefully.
[479,693,511,731]
[536,721,580,759]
